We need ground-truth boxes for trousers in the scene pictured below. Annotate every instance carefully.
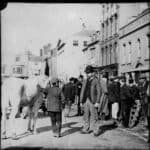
[112,102,119,119]
[83,98,98,131]
[49,111,62,134]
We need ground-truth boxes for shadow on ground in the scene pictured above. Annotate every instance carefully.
[37,122,78,133]
[61,126,83,137]
[2,147,43,150]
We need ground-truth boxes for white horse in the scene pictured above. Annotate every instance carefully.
[1,75,50,139]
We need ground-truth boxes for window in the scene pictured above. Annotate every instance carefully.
[73,40,78,46]
[137,38,141,58]
[83,41,88,47]
[101,48,104,65]
[123,43,126,64]
[16,56,20,62]
[40,49,43,57]
[128,41,132,63]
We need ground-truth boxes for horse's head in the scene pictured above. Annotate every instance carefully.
[37,75,51,89]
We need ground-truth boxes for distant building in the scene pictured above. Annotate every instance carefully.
[119,7,150,81]
[82,31,100,67]
[57,29,95,81]
[13,50,42,78]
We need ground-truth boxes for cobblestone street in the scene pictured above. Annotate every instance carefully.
[1,105,149,150]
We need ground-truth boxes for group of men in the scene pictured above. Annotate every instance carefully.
[43,65,150,143]
[78,65,150,143]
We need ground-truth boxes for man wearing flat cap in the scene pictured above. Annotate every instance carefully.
[45,78,65,137]
[80,65,101,134]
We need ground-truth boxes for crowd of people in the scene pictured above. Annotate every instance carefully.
[44,65,150,143]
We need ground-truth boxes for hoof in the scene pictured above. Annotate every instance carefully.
[33,130,38,135]
[11,134,18,140]
[1,134,8,140]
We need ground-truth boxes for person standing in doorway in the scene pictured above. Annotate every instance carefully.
[80,65,101,134]
[46,78,65,137]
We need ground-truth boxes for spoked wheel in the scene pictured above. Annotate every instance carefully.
[129,100,141,128]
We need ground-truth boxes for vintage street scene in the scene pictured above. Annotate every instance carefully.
[1,2,150,150]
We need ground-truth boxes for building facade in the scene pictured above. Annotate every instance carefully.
[57,29,94,81]
[99,3,119,75]
[119,7,150,80]
[82,31,100,67]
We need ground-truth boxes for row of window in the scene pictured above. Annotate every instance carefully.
[13,67,23,74]
[101,15,118,40]
[73,40,88,47]
[101,43,117,66]
[121,38,141,64]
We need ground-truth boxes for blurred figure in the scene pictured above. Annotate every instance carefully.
[62,77,75,117]
[45,78,65,137]
[75,75,84,116]
[120,76,131,128]
[147,80,150,143]
[107,75,120,126]
[138,74,149,127]
[98,71,109,120]
[80,65,100,134]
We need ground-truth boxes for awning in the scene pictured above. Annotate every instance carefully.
[82,40,99,52]
[126,66,150,72]
[93,63,118,72]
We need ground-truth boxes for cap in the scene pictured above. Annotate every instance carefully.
[51,78,59,84]
[84,65,94,74]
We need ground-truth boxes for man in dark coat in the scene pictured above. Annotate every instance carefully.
[75,75,84,116]
[138,75,149,127]
[62,77,76,117]
[120,76,131,127]
[46,78,65,137]
[80,65,101,134]
[107,75,120,125]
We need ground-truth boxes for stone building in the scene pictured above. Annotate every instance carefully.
[119,7,150,81]
[99,3,119,76]
[99,3,149,76]
[57,29,94,81]
[82,31,100,67]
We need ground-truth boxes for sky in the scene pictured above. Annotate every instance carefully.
[1,3,102,64]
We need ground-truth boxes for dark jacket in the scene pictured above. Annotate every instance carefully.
[120,84,131,101]
[129,85,140,101]
[46,86,65,112]
[76,81,83,96]
[80,76,101,104]
[62,82,76,103]
[108,81,120,103]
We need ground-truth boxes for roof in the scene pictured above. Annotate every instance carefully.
[74,29,97,37]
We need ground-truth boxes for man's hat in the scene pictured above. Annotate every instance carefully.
[51,78,59,84]
[139,74,146,79]
[84,65,94,74]
[109,75,115,80]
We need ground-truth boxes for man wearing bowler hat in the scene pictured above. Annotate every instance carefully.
[80,65,101,134]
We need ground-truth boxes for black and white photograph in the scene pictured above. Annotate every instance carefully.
[1,2,150,150]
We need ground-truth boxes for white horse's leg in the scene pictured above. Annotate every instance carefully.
[9,105,19,139]
[32,110,39,134]
[1,108,7,139]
